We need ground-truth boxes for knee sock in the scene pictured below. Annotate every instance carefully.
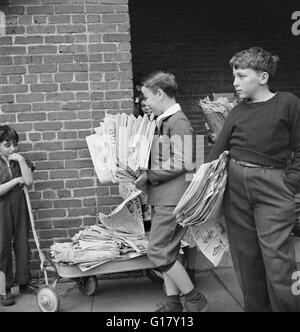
[183,287,201,302]
[165,295,183,311]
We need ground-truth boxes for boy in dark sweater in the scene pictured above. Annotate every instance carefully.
[207,47,300,312]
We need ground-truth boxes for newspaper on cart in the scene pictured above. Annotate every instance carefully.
[174,152,230,266]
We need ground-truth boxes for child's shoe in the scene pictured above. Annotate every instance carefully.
[155,302,183,312]
[182,288,209,312]
[183,293,208,312]
[0,289,15,306]
[19,283,39,294]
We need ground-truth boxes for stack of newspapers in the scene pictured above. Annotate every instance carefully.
[174,152,229,227]
[86,113,156,184]
[50,225,149,272]
[199,96,235,138]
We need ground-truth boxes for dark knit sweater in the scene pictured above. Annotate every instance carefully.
[207,92,300,195]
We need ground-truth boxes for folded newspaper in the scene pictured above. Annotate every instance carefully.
[199,96,235,139]
[174,151,229,227]
[50,185,149,272]
[86,113,156,184]
[174,152,230,266]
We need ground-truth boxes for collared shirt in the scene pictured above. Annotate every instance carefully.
[0,155,35,185]
[156,103,181,133]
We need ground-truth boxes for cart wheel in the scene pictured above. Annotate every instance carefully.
[36,285,60,312]
[78,276,98,296]
[145,269,164,284]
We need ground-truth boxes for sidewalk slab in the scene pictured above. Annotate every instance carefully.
[213,268,244,308]
[0,268,244,312]
[92,277,166,312]
[194,270,244,312]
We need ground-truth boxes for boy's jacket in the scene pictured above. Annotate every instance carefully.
[147,109,194,206]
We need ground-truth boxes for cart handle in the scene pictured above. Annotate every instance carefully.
[23,186,51,276]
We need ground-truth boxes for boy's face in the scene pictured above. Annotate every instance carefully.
[0,140,17,159]
[233,67,266,100]
[141,86,164,117]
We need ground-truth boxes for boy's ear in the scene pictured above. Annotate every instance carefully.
[156,88,165,100]
[260,72,270,85]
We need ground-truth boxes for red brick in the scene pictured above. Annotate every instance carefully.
[48,111,77,121]
[102,13,129,23]
[29,64,57,74]
[0,66,26,75]
[44,55,73,64]
[64,121,91,130]
[1,104,31,113]
[59,64,88,72]
[0,114,16,123]
[55,5,84,14]
[61,83,89,91]
[65,179,94,188]
[0,95,14,103]
[49,151,77,160]
[65,159,93,169]
[33,141,63,150]
[30,84,58,93]
[53,218,82,228]
[42,132,56,140]
[27,6,54,15]
[39,229,68,238]
[62,102,91,110]
[17,112,47,122]
[28,45,57,54]
[57,190,72,198]
[50,170,79,179]
[46,92,75,101]
[48,15,71,24]
[26,26,56,34]
[23,151,47,161]
[83,198,96,207]
[73,188,96,197]
[16,93,44,103]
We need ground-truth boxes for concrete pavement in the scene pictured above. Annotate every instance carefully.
[2,236,300,312]
[0,267,244,312]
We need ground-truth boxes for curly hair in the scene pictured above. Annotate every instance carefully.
[230,47,280,81]
[0,125,19,144]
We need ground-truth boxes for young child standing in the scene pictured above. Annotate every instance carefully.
[207,47,300,312]
[0,125,36,306]
[135,71,208,312]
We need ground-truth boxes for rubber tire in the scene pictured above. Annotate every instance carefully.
[36,285,60,312]
[78,276,98,296]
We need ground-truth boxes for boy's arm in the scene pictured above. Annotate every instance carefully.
[283,97,300,194]
[0,177,24,197]
[206,111,233,163]
[9,154,33,186]
[147,116,193,185]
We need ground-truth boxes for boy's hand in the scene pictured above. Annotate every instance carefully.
[135,171,148,190]
[15,177,25,186]
[8,153,24,163]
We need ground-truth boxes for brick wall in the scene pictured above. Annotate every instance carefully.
[0,0,133,273]
[130,0,300,158]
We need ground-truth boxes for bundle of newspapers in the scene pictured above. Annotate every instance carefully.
[50,184,149,272]
[174,151,229,227]
[174,152,230,266]
[199,96,235,139]
[86,113,156,184]
[50,225,149,272]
